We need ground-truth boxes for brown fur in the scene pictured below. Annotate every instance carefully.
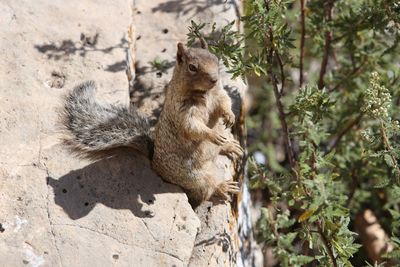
[61,43,243,206]
[152,43,243,206]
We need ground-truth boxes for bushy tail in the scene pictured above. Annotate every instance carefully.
[61,81,154,160]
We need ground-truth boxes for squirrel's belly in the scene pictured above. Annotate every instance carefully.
[152,116,219,186]
[152,140,218,185]
[151,150,193,186]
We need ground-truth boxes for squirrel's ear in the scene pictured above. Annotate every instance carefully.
[177,42,186,64]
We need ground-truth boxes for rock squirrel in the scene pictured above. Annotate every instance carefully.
[61,42,243,206]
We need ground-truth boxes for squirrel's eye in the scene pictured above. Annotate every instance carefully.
[188,64,198,72]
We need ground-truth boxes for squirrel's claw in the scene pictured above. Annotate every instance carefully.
[215,180,241,201]
[220,140,244,160]
[223,111,235,128]
[229,146,243,158]
[225,180,240,193]
[231,139,244,153]
[210,131,228,146]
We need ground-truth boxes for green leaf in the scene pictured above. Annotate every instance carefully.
[384,154,394,167]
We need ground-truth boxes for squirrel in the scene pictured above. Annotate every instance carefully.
[61,41,244,206]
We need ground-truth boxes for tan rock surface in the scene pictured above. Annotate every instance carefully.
[1,1,199,266]
[1,0,260,266]
[131,1,261,266]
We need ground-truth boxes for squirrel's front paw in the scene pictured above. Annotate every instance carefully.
[222,111,235,128]
[221,141,244,160]
[209,131,228,146]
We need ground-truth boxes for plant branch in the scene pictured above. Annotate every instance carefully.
[380,120,400,184]
[269,67,297,173]
[345,168,359,207]
[299,0,306,87]
[318,0,335,89]
[267,39,298,181]
[276,52,286,93]
[264,0,298,180]
[326,113,363,154]
[317,221,338,267]
[328,57,368,92]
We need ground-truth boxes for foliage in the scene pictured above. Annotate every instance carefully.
[149,57,170,73]
[188,0,400,266]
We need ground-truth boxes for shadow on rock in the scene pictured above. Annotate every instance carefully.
[151,0,230,17]
[34,33,128,72]
[224,84,242,120]
[105,60,127,72]
[47,149,182,220]
[129,60,174,121]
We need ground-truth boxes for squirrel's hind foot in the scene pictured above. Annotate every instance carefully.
[215,180,240,200]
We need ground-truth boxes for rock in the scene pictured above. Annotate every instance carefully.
[131,1,261,266]
[0,1,199,266]
[0,0,261,266]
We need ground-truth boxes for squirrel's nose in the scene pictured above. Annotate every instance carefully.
[210,78,218,84]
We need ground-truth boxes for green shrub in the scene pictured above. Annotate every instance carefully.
[188,0,400,266]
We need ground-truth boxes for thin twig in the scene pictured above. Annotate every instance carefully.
[264,0,298,180]
[299,0,306,87]
[318,0,336,89]
[271,72,297,173]
[267,35,298,180]
[328,58,367,92]
[345,168,359,207]
[380,120,400,184]
[326,113,363,154]
[349,50,356,71]
[276,52,286,93]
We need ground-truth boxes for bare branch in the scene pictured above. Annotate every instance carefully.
[264,0,298,180]
[299,0,306,87]
[318,0,336,89]
[326,113,363,154]
[267,36,298,180]
[328,57,367,92]
[276,52,286,93]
